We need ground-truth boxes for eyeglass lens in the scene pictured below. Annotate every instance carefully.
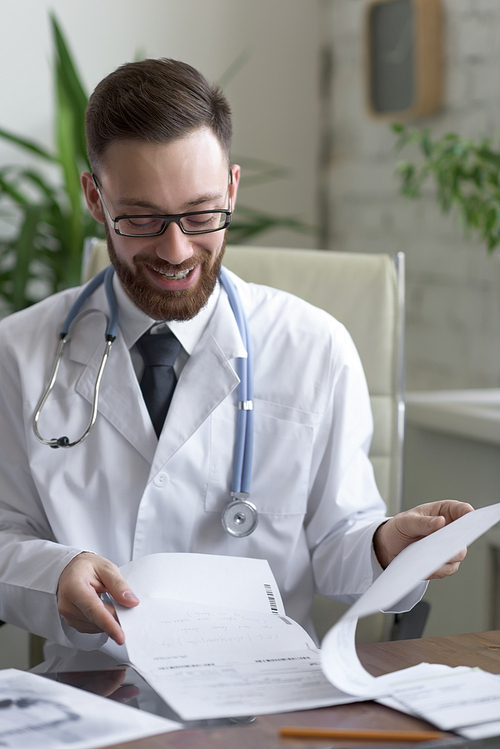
[116,212,229,236]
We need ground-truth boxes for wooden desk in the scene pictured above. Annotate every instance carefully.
[101,630,500,749]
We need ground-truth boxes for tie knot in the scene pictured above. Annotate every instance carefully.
[136,328,181,368]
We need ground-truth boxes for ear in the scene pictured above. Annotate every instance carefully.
[229,164,241,210]
[81,172,105,224]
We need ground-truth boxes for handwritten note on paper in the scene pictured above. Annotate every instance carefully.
[117,553,357,721]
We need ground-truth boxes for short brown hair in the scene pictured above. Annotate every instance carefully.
[85,58,232,173]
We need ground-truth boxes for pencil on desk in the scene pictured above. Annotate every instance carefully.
[279,726,445,741]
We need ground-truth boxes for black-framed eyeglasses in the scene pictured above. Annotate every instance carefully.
[92,174,232,238]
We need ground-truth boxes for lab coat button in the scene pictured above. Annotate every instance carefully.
[154,473,167,487]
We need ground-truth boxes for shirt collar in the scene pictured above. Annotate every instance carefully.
[112,271,221,355]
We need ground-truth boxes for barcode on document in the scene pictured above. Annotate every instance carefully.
[264,583,278,614]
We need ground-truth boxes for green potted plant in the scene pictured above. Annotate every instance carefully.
[392,123,500,254]
[0,14,99,313]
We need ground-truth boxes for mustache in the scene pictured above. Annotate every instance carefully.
[132,254,203,274]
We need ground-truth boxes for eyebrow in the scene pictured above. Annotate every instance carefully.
[114,192,225,213]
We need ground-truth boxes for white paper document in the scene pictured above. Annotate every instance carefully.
[320,502,500,737]
[117,553,355,720]
[390,668,500,730]
[0,668,178,749]
[116,504,500,731]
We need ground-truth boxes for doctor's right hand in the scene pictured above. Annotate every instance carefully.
[57,552,139,644]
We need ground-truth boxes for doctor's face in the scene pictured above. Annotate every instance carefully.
[82,129,240,321]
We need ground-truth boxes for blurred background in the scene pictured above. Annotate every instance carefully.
[1,0,500,659]
[3,0,499,390]
[2,0,499,390]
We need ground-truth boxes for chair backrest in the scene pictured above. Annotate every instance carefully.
[82,241,405,516]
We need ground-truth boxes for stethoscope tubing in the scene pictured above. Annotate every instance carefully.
[33,266,119,448]
[32,267,255,529]
[218,267,254,496]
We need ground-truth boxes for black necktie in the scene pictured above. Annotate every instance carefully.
[136,327,181,437]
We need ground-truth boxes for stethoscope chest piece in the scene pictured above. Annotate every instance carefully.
[34,265,260,537]
[221,495,258,538]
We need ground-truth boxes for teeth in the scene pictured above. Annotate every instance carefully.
[154,267,192,280]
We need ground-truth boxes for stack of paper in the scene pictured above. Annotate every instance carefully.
[116,502,500,737]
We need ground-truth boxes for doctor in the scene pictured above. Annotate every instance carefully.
[0,58,471,658]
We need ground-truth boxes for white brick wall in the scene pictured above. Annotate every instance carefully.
[323,0,500,389]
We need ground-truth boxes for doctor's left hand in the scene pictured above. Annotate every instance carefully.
[57,552,139,644]
[373,499,474,579]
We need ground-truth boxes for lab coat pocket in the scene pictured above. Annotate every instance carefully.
[205,398,315,516]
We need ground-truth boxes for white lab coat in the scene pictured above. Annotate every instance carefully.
[0,268,412,655]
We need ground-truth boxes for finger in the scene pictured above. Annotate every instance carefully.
[58,669,127,696]
[418,500,474,523]
[97,566,139,609]
[61,616,106,635]
[429,561,462,579]
[61,600,121,631]
[89,669,126,698]
[447,501,474,520]
[394,512,445,541]
[108,684,141,703]
[428,547,468,580]
[450,547,468,563]
[71,585,126,644]
[57,554,136,643]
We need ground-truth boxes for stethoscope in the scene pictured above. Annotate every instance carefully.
[32,265,258,538]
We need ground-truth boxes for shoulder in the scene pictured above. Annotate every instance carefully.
[224,267,355,354]
[223,269,364,404]
[0,283,105,366]
[0,287,79,338]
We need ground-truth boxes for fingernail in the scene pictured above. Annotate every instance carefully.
[122,590,139,602]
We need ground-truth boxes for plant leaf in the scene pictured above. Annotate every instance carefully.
[391,125,500,254]
[218,49,252,89]
[50,13,89,168]
[230,205,316,243]
[0,127,55,162]
[11,204,43,310]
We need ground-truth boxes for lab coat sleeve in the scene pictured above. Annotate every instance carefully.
[0,338,105,649]
[305,323,427,611]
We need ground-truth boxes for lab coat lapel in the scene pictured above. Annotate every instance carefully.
[69,284,157,463]
[150,288,247,476]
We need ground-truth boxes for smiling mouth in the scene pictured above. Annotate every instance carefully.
[149,265,195,280]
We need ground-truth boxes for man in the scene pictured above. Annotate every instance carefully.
[0,59,471,661]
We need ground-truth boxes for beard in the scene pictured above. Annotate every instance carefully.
[105,223,226,321]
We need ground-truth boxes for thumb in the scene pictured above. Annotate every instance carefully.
[415,514,445,538]
[99,566,139,608]
[117,588,140,607]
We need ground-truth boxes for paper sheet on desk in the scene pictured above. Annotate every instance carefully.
[117,553,356,721]
[0,668,179,749]
[116,506,500,725]
[320,502,500,737]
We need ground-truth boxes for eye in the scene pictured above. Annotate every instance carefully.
[124,216,164,230]
[181,212,224,232]
[184,216,213,227]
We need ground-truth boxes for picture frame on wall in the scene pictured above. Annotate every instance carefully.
[365,0,443,120]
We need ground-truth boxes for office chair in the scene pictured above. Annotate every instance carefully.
[82,241,425,644]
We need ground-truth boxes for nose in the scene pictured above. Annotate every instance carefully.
[154,221,195,265]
